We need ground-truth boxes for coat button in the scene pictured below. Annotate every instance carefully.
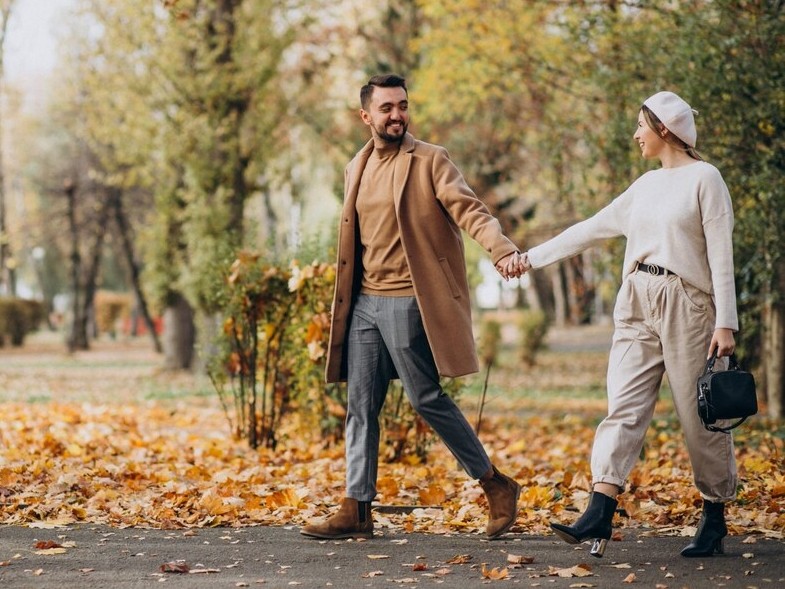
[341,260,347,265]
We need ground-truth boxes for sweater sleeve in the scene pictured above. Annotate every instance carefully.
[700,169,738,330]
[527,194,628,269]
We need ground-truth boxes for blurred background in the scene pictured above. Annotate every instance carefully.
[0,0,782,419]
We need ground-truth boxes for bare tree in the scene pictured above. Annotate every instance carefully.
[0,1,16,295]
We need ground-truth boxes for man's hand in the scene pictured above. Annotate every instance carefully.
[495,252,530,280]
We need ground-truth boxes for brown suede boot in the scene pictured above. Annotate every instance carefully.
[300,498,373,540]
[479,466,521,539]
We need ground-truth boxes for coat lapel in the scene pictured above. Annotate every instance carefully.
[393,133,415,212]
[345,139,375,209]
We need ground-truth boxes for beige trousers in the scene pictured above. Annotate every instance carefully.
[591,271,737,502]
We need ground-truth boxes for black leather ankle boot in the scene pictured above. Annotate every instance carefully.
[681,500,727,557]
[550,491,618,558]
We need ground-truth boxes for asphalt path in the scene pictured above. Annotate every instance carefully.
[1,523,782,588]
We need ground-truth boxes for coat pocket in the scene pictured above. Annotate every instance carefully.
[438,258,461,299]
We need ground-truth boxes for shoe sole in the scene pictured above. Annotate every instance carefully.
[550,525,580,545]
[487,482,522,540]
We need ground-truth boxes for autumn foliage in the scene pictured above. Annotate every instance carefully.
[0,336,783,538]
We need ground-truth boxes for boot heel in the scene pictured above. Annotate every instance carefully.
[714,538,724,555]
[590,538,608,558]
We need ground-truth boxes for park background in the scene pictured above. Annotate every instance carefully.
[0,0,783,539]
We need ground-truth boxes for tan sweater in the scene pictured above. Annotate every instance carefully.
[528,161,738,330]
[356,140,414,295]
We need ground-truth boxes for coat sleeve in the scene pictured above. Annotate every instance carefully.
[430,146,518,264]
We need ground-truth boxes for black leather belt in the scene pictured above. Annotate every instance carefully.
[636,262,676,276]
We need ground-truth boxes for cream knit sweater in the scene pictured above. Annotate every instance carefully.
[528,161,738,330]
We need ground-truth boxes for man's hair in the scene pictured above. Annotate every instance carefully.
[360,74,407,110]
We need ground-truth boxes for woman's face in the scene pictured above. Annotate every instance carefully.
[633,110,667,160]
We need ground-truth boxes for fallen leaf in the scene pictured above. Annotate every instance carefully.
[446,554,472,564]
[507,553,535,565]
[419,483,447,505]
[367,554,390,560]
[34,548,67,555]
[481,564,509,580]
[622,572,636,583]
[362,571,384,578]
[412,562,427,571]
[549,564,593,578]
[34,541,62,549]
[610,563,631,568]
[160,561,190,573]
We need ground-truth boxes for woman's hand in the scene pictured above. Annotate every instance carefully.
[496,252,528,280]
[708,328,735,359]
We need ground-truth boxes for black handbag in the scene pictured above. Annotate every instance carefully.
[697,351,757,433]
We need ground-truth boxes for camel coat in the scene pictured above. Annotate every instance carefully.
[325,133,518,383]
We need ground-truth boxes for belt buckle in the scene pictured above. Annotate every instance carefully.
[647,264,661,276]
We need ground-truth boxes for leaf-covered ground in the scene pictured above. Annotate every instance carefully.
[1,329,783,539]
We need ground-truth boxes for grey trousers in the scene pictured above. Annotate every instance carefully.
[591,271,737,502]
[345,294,492,501]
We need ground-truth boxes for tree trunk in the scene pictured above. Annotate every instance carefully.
[564,258,580,325]
[71,198,110,351]
[65,180,83,352]
[763,263,785,418]
[0,3,14,296]
[163,292,196,370]
[109,188,162,353]
[549,265,567,328]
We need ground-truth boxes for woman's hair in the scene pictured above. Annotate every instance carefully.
[641,105,703,161]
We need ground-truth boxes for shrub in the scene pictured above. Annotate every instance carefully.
[207,252,337,449]
[518,308,549,364]
[94,291,133,337]
[0,297,44,347]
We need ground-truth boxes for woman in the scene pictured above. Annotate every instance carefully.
[522,91,738,558]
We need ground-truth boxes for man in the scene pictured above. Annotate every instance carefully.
[301,74,524,541]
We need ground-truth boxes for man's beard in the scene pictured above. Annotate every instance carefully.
[375,120,407,143]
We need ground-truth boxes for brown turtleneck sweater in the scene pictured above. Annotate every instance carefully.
[356,140,414,296]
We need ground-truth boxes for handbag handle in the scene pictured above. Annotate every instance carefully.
[702,350,742,375]
[701,350,749,433]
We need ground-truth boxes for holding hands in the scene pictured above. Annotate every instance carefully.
[496,251,531,280]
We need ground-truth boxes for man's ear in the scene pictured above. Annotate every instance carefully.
[359,109,372,126]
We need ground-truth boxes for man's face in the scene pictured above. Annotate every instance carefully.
[360,86,409,143]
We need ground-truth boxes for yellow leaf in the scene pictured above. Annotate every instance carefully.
[419,483,447,506]
[481,564,509,580]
